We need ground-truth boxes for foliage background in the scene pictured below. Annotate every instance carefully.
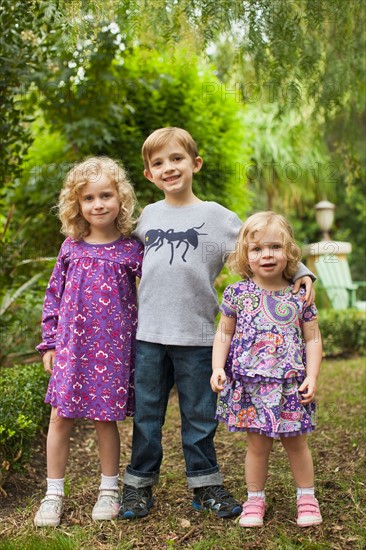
[0,0,365,503]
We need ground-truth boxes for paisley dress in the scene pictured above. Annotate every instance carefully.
[37,236,143,421]
[216,279,318,438]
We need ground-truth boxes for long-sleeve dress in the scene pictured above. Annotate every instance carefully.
[37,236,143,421]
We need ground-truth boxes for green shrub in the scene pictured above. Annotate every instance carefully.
[0,363,49,488]
[319,309,366,357]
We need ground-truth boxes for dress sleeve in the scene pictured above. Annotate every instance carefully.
[130,238,144,279]
[299,288,318,322]
[36,240,70,354]
[220,284,238,318]
[136,240,144,279]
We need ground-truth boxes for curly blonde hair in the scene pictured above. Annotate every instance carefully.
[58,157,137,240]
[227,211,302,281]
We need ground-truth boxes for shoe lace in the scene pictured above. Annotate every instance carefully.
[209,485,233,501]
[123,485,149,504]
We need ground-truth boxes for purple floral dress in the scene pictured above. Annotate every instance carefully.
[216,279,318,438]
[37,236,143,421]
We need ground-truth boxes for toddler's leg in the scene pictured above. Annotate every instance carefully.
[239,432,273,527]
[92,420,120,521]
[281,434,322,526]
[280,434,314,488]
[245,432,273,493]
[240,432,272,528]
[34,407,74,527]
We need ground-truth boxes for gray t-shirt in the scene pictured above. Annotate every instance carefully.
[133,200,313,346]
[133,200,241,346]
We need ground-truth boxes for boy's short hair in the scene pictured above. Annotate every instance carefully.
[142,127,199,169]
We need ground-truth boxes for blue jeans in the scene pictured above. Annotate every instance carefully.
[124,341,223,489]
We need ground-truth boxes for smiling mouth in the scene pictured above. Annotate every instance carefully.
[261,263,276,267]
[164,175,180,183]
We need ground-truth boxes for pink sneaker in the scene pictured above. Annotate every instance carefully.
[239,497,266,527]
[297,495,323,527]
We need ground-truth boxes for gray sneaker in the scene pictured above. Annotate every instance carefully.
[192,485,242,518]
[92,489,120,520]
[119,484,154,519]
[34,495,64,527]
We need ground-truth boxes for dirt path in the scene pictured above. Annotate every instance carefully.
[1,362,365,549]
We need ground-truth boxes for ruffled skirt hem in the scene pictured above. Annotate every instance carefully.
[215,416,315,439]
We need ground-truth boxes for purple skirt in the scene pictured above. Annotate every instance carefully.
[216,375,316,438]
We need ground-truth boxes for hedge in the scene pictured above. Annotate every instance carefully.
[0,363,49,488]
[319,309,366,357]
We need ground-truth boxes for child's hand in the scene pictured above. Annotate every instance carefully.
[43,350,56,374]
[210,368,226,393]
[292,275,315,305]
[299,376,317,404]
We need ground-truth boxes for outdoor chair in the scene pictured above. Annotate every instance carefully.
[313,255,366,311]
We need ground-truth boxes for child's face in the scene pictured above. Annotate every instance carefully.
[144,140,202,201]
[247,227,288,284]
[79,173,120,234]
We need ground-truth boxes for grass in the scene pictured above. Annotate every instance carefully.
[0,357,365,549]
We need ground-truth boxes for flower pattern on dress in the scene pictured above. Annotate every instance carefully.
[37,236,143,421]
[216,279,318,437]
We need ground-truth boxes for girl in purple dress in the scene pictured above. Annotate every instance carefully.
[210,212,323,528]
[34,157,143,527]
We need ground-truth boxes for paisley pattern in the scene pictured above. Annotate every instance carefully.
[37,236,143,421]
[216,279,317,437]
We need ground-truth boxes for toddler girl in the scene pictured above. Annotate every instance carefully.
[211,211,322,528]
[34,157,143,526]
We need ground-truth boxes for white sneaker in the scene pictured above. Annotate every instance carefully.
[92,489,120,521]
[34,495,64,527]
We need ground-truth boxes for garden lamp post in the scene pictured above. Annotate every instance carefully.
[302,200,357,309]
[315,200,335,241]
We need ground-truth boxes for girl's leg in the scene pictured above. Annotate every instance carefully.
[47,407,74,480]
[240,432,273,528]
[281,434,322,527]
[280,434,314,488]
[92,420,121,521]
[245,432,273,493]
[34,408,73,527]
[94,420,120,476]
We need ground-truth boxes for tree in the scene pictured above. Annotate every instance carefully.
[0,1,59,188]
[8,30,251,257]
[243,104,333,211]
[54,0,365,113]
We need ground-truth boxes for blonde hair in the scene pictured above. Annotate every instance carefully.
[227,211,301,280]
[142,127,199,169]
[58,157,137,240]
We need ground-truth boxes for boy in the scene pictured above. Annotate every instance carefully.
[119,127,315,519]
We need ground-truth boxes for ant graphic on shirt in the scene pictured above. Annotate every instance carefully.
[145,223,207,265]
